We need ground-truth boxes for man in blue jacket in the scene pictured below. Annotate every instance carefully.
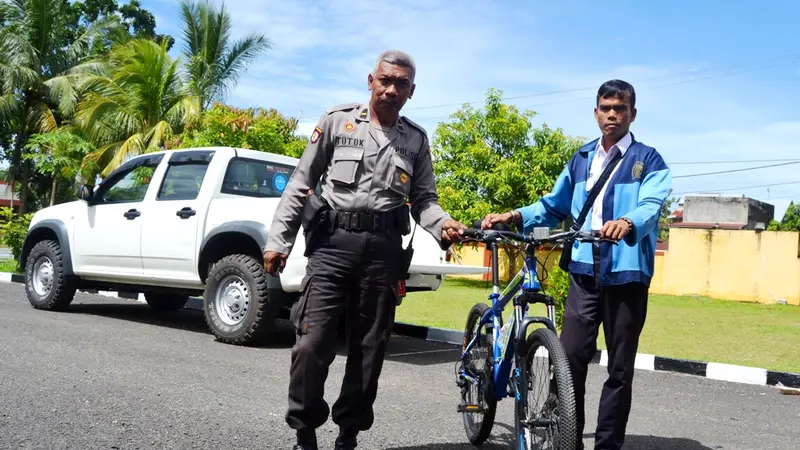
[481,80,672,450]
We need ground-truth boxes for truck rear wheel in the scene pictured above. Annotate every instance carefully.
[203,253,274,346]
[24,240,77,311]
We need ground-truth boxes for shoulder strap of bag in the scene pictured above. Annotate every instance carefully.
[571,148,623,231]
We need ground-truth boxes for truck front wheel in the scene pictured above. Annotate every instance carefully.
[24,240,77,311]
[203,254,274,346]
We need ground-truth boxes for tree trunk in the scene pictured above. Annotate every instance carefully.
[50,175,57,206]
[19,159,30,213]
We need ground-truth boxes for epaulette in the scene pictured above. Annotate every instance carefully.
[325,103,360,115]
[401,115,427,135]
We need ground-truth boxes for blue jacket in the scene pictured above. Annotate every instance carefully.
[516,133,672,287]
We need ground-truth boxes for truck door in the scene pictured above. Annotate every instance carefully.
[140,150,214,282]
[73,154,164,275]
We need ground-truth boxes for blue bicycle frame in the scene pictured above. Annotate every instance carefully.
[458,235,559,401]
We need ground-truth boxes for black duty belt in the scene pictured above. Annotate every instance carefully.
[331,209,402,232]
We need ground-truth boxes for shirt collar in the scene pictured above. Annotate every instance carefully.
[596,131,632,156]
[357,102,405,133]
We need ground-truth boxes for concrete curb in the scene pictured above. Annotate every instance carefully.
[389,323,800,389]
[4,271,799,389]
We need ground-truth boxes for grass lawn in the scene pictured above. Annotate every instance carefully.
[396,278,800,374]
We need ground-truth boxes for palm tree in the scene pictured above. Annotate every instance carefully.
[75,38,199,176]
[179,0,271,111]
[0,0,119,211]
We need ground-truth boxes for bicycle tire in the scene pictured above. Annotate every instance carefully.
[515,327,578,450]
[459,302,497,446]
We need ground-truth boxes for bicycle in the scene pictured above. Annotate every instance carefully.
[454,220,617,449]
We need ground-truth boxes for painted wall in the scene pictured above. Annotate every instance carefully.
[448,228,800,306]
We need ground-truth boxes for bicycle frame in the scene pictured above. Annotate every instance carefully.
[459,234,559,401]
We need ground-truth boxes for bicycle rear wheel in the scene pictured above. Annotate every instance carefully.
[515,327,578,450]
[457,302,497,446]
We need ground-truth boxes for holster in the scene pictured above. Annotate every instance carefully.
[398,217,417,281]
[301,189,332,257]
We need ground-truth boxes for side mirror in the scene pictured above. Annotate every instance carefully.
[78,184,94,202]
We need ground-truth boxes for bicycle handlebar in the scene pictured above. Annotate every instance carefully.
[460,223,619,246]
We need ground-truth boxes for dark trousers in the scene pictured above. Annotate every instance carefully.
[285,226,402,437]
[560,245,649,450]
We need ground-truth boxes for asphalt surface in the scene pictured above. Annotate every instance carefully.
[0,282,797,450]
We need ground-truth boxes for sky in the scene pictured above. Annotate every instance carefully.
[142,0,800,220]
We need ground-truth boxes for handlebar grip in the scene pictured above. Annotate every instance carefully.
[472,216,511,232]
[461,228,481,238]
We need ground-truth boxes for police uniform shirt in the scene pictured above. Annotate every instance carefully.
[265,102,452,256]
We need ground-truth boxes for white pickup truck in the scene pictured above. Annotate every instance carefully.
[19,146,486,345]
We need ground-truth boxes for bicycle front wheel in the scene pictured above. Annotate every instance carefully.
[515,327,578,450]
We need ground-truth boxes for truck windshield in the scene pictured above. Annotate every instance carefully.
[221,157,296,198]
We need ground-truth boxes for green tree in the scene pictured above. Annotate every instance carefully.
[768,202,800,232]
[65,0,175,55]
[23,129,97,206]
[168,102,306,157]
[432,88,584,274]
[75,38,199,177]
[0,0,120,211]
[179,0,271,111]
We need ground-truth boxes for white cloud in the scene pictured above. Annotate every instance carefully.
[146,0,800,214]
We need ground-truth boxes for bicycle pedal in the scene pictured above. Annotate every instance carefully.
[457,404,485,413]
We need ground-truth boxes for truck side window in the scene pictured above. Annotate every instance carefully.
[157,162,210,201]
[96,166,156,204]
[221,158,295,198]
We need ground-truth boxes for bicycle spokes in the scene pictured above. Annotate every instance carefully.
[521,346,561,449]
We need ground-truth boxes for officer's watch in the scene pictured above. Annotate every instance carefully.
[620,217,633,229]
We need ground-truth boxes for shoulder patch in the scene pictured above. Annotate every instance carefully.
[401,115,427,135]
[326,103,360,115]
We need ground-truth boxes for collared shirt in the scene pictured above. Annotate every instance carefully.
[586,131,631,230]
[265,102,451,255]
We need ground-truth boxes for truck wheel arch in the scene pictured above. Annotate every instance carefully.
[20,219,74,276]
[198,221,280,289]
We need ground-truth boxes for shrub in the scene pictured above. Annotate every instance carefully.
[543,265,571,330]
[0,207,34,263]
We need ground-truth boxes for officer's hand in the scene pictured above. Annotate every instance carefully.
[442,219,468,243]
[263,250,287,276]
[481,212,513,230]
[599,219,631,241]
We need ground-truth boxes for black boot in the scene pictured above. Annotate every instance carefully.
[292,429,318,450]
[333,429,357,450]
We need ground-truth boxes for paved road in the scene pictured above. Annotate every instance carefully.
[0,282,797,450]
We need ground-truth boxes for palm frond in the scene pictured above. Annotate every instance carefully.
[215,34,271,101]
[28,100,57,132]
[144,120,173,153]
[43,75,78,119]
[0,93,19,123]
[63,15,123,65]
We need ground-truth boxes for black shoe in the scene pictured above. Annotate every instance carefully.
[334,431,357,450]
[293,429,318,450]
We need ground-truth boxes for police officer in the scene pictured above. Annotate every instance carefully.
[263,50,467,450]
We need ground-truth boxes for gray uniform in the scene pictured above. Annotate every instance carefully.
[265,102,452,447]
[265,102,451,256]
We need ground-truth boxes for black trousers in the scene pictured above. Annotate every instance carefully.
[559,244,649,450]
[285,226,402,435]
